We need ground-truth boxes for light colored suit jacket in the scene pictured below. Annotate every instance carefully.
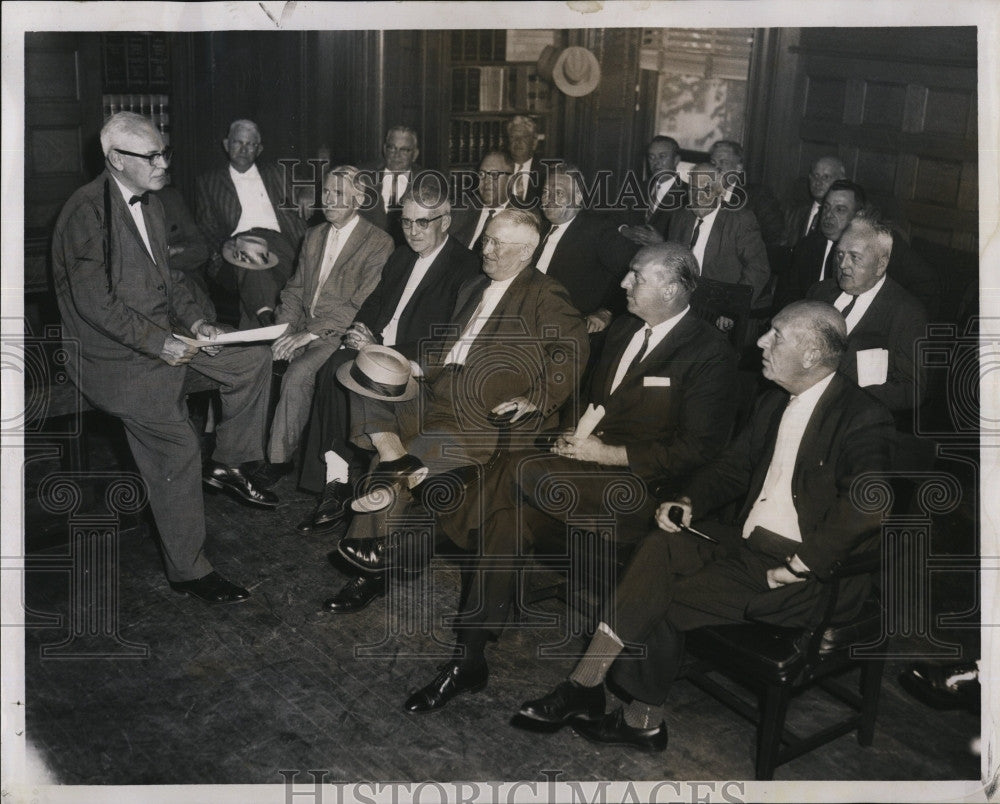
[275,216,393,339]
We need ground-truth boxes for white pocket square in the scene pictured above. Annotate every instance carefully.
[643,376,671,387]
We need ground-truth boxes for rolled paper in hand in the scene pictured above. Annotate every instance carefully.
[573,403,606,440]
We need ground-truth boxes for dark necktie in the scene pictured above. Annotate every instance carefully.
[129,192,150,206]
[389,173,399,208]
[473,209,496,251]
[689,217,703,249]
[625,325,652,376]
[822,242,837,281]
[806,206,819,236]
[840,294,859,319]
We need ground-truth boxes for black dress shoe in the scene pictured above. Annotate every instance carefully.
[257,310,277,327]
[203,460,279,508]
[518,680,605,724]
[571,707,668,753]
[404,660,489,713]
[169,571,250,605]
[322,573,386,613]
[296,481,353,535]
[899,661,980,712]
[243,460,293,490]
[338,534,399,572]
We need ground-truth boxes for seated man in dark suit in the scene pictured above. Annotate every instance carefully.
[519,300,894,752]
[295,177,480,534]
[324,209,589,612]
[806,216,929,419]
[616,135,688,247]
[534,162,631,334]
[710,139,785,250]
[359,125,422,247]
[401,242,738,713]
[449,151,514,251]
[667,163,771,332]
[782,155,846,248]
[195,118,306,329]
[265,166,394,478]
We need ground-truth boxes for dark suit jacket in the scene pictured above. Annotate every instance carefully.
[886,234,941,320]
[275,216,393,339]
[618,175,688,236]
[194,161,305,256]
[775,229,835,309]
[354,235,480,360]
[507,157,544,210]
[52,172,208,416]
[535,212,627,316]
[449,201,497,251]
[356,161,422,247]
[722,178,786,249]
[423,267,589,429]
[782,200,820,248]
[668,207,772,307]
[686,374,894,583]
[807,276,928,413]
[584,312,737,485]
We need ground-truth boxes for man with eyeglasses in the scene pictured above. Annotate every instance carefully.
[263,166,394,481]
[359,125,422,248]
[782,156,846,248]
[331,209,589,614]
[51,112,276,605]
[195,118,305,329]
[295,174,478,546]
[450,151,514,251]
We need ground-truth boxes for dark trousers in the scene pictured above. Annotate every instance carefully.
[234,227,297,329]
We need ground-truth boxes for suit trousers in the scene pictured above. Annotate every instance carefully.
[268,337,343,463]
[234,227,298,329]
[453,451,654,651]
[606,523,800,706]
[115,343,272,582]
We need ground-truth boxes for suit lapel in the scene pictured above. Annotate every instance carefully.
[792,375,844,488]
[599,317,645,400]
[703,211,724,270]
[741,393,790,518]
[220,169,242,230]
[614,313,698,394]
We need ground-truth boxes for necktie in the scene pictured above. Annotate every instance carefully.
[129,192,150,206]
[689,217,703,249]
[390,173,399,207]
[840,294,858,319]
[806,207,819,236]
[473,209,495,251]
[311,228,340,316]
[647,179,664,221]
[625,325,652,375]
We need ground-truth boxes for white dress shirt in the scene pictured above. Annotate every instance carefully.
[534,218,574,273]
[470,203,507,247]
[380,236,449,346]
[690,206,721,273]
[310,215,360,317]
[444,275,517,366]
[381,171,409,212]
[112,175,155,262]
[805,201,820,236]
[230,164,281,235]
[741,371,835,543]
[512,158,533,201]
[835,275,885,334]
[608,306,689,394]
[820,238,835,281]
[652,175,677,209]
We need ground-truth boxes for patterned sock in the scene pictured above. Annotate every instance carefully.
[569,623,624,688]
[623,699,664,730]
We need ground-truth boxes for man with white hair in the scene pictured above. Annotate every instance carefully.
[506,115,543,208]
[195,118,305,328]
[52,111,276,605]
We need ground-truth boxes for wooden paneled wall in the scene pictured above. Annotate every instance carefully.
[757,27,977,252]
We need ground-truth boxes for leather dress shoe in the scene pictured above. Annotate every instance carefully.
[899,661,980,712]
[257,310,277,327]
[322,573,386,613]
[338,534,399,573]
[404,659,488,713]
[351,454,427,514]
[169,571,250,605]
[243,460,293,490]
[296,481,353,535]
[518,680,605,724]
[571,707,668,753]
[203,461,279,508]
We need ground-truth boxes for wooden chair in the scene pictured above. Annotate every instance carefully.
[679,547,885,780]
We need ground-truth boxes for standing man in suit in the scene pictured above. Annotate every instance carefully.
[616,135,688,247]
[195,119,306,329]
[450,151,514,251]
[326,210,589,613]
[807,217,928,417]
[782,156,846,248]
[401,242,738,713]
[535,163,630,334]
[295,178,480,535]
[266,166,394,475]
[519,300,894,751]
[506,116,543,209]
[668,163,771,330]
[359,125,421,247]
[52,112,276,605]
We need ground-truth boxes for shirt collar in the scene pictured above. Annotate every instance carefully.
[790,371,836,406]
[229,162,262,182]
[644,305,689,339]
[414,235,449,265]
[330,213,361,237]
[111,174,142,204]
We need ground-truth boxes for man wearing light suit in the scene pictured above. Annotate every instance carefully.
[520,300,894,753]
[295,177,480,535]
[52,112,275,606]
[399,242,737,714]
[195,119,306,328]
[267,166,394,469]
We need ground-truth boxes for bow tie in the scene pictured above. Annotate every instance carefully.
[129,192,150,206]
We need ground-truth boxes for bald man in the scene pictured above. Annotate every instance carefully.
[783,156,846,248]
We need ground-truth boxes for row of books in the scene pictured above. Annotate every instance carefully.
[451,66,551,113]
[449,118,509,166]
[101,93,171,144]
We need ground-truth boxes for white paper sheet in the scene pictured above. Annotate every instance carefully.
[174,323,288,347]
